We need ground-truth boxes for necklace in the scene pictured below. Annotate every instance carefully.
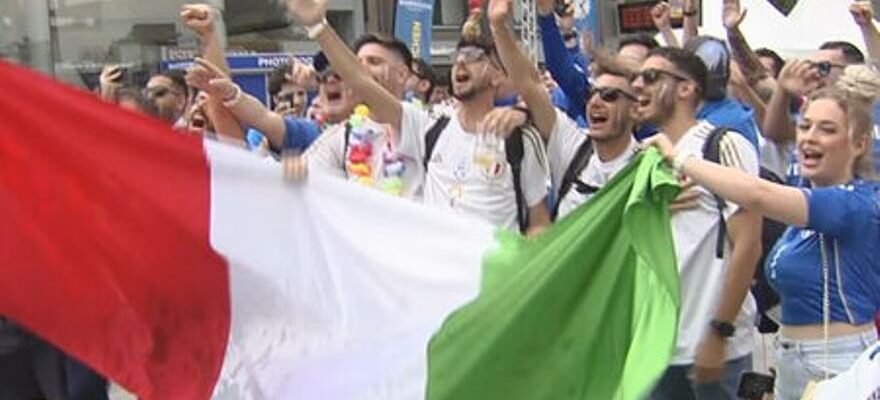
[346,104,406,196]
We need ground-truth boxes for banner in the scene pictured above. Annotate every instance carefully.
[394,0,435,62]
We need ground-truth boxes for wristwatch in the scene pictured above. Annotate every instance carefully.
[709,319,735,338]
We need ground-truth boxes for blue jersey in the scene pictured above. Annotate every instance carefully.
[246,117,321,154]
[766,181,880,325]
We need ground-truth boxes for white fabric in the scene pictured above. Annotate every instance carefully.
[399,102,549,230]
[809,341,880,400]
[758,135,793,181]
[305,119,424,199]
[204,141,497,399]
[547,111,639,219]
[669,121,759,365]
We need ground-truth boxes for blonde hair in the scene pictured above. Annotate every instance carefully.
[806,65,880,179]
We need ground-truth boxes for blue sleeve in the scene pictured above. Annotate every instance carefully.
[245,129,267,151]
[550,87,570,111]
[282,117,321,152]
[538,14,589,122]
[805,184,879,237]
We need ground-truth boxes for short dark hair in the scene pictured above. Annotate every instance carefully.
[353,33,414,72]
[648,46,709,101]
[820,41,865,65]
[618,34,660,52]
[156,69,189,98]
[412,58,437,100]
[755,48,785,78]
[268,62,290,97]
[592,60,635,82]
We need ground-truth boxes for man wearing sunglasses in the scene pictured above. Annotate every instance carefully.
[632,47,763,400]
[488,0,640,221]
[145,70,190,127]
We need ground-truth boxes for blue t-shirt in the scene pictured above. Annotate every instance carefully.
[246,117,320,154]
[766,181,880,325]
[698,97,760,152]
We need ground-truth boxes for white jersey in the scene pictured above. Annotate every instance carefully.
[670,120,759,365]
[399,102,549,230]
[547,111,639,218]
[305,118,424,199]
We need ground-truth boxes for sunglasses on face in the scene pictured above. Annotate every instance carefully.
[454,47,490,64]
[587,87,637,103]
[145,86,179,99]
[808,60,845,77]
[634,68,690,85]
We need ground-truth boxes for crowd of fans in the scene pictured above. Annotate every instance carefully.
[2,0,880,399]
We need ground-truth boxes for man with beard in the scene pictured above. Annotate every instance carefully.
[632,47,762,400]
[487,0,639,220]
[284,0,550,232]
[144,70,190,127]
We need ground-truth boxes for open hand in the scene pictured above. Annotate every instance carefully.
[186,58,238,101]
[651,2,672,30]
[778,59,822,96]
[488,0,514,27]
[722,0,747,30]
[850,1,875,28]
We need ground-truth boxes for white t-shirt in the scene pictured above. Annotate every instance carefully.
[670,120,759,365]
[547,111,640,219]
[305,118,423,199]
[399,102,549,230]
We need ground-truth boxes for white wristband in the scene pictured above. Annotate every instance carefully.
[672,152,693,174]
[221,85,242,108]
[306,19,328,39]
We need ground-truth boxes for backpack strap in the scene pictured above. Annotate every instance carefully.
[342,122,352,178]
[422,116,451,170]
[506,128,528,233]
[701,126,729,259]
[553,137,594,220]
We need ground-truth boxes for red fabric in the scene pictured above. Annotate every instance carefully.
[0,61,230,399]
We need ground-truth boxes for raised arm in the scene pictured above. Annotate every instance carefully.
[723,0,772,88]
[285,0,402,131]
[186,58,287,148]
[651,2,680,48]
[536,0,589,121]
[762,59,820,144]
[488,0,556,140]
[181,4,230,75]
[646,134,808,227]
[681,0,700,45]
[851,1,880,70]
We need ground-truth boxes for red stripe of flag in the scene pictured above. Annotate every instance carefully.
[0,61,230,399]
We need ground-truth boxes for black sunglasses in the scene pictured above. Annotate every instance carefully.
[808,60,845,77]
[634,68,690,85]
[588,87,637,103]
[145,86,178,98]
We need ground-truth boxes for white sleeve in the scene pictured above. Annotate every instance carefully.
[546,110,586,190]
[397,102,436,161]
[304,124,347,178]
[719,131,760,219]
[520,127,550,207]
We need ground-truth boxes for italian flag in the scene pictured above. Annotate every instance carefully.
[0,60,681,400]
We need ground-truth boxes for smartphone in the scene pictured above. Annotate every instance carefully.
[737,371,774,400]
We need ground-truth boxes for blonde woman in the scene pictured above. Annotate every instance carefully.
[646,70,880,400]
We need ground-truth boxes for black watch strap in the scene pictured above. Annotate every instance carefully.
[709,319,735,337]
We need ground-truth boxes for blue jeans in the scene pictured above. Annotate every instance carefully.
[650,354,752,400]
[774,330,878,400]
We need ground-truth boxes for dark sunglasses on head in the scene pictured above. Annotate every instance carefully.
[634,68,690,85]
[808,60,845,77]
[587,87,637,103]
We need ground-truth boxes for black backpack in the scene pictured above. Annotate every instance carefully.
[552,137,595,220]
[703,127,785,333]
[423,116,530,234]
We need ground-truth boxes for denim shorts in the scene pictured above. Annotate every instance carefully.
[774,329,878,400]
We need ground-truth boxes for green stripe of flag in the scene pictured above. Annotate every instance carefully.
[427,149,681,400]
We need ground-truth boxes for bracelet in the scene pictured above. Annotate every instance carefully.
[306,19,328,39]
[682,9,698,17]
[221,85,242,108]
[671,152,693,174]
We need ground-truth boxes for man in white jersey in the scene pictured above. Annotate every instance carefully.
[285,0,551,233]
[488,0,640,220]
[633,47,763,400]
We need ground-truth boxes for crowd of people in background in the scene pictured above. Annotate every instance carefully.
[2,0,880,399]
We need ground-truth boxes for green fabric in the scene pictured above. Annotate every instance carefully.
[427,149,681,400]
